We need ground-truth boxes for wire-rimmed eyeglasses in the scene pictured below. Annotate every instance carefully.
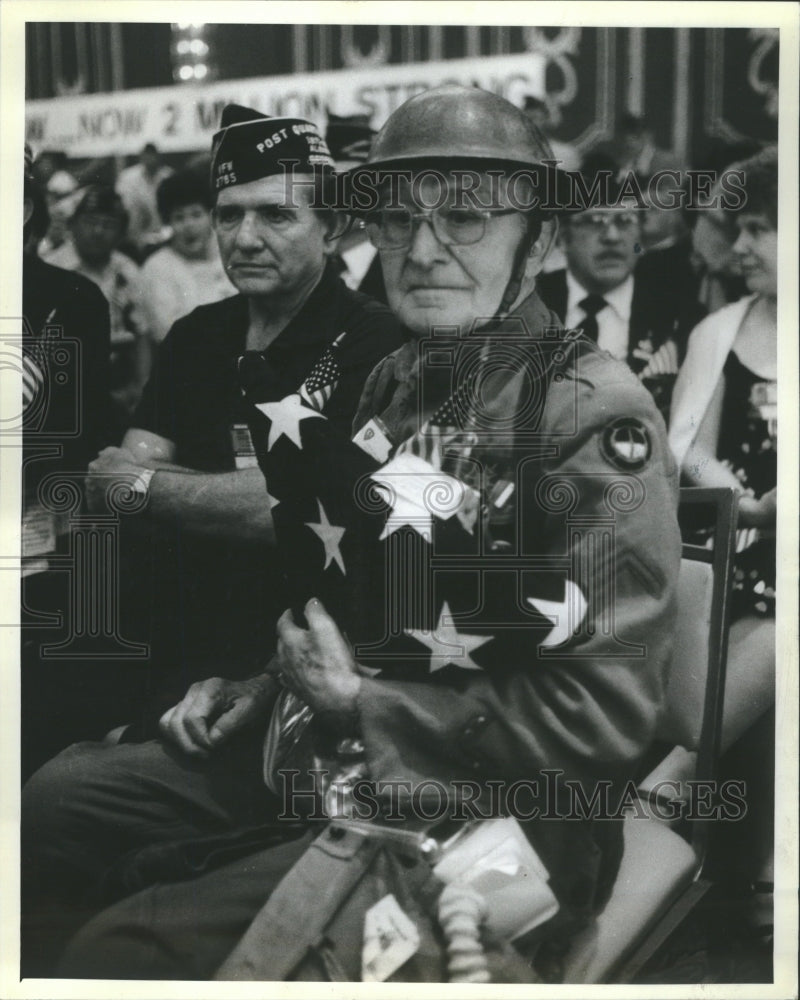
[569,211,641,233]
[361,206,521,250]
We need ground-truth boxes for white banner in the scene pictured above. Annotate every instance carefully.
[25,53,545,159]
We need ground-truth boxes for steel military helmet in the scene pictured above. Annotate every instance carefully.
[347,84,573,213]
[345,85,573,316]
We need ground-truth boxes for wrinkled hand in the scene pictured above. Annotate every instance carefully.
[159,673,279,757]
[85,446,150,512]
[276,598,361,715]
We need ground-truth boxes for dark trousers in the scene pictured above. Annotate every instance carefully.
[58,831,314,979]
[20,567,155,780]
[21,731,309,979]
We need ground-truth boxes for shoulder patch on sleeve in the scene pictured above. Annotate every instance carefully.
[599,417,652,471]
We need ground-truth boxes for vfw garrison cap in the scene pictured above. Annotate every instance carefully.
[210,103,334,193]
[325,112,375,169]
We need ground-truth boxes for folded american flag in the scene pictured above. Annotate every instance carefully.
[244,335,587,679]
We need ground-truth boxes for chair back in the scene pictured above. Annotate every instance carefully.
[561,488,739,984]
[655,487,738,787]
[657,559,716,751]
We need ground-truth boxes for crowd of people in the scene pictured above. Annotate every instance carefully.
[19,86,778,984]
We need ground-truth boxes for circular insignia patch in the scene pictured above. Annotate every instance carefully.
[600,418,652,470]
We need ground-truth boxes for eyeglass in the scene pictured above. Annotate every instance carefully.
[361,206,520,250]
[571,211,641,232]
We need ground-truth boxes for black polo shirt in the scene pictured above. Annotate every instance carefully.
[134,263,402,469]
[126,264,403,693]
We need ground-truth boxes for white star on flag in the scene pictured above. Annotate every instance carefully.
[254,393,325,450]
[370,453,466,542]
[526,580,588,648]
[406,601,492,672]
[304,499,346,574]
[266,490,281,512]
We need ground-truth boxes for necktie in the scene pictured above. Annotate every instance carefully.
[577,294,607,344]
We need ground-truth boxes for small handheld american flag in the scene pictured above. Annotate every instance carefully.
[298,332,347,412]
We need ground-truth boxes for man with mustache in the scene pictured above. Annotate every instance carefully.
[538,165,699,418]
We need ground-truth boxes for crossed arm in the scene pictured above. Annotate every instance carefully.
[85,427,275,543]
[86,431,351,757]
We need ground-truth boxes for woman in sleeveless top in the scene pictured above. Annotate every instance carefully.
[670,147,778,944]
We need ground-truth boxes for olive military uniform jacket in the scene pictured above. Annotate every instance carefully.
[349,290,681,944]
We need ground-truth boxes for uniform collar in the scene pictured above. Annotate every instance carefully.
[492,287,564,337]
[390,288,564,391]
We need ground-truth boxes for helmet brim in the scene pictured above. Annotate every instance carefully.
[342,155,580,217]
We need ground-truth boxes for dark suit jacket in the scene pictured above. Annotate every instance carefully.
[537,257,705,420]
[538,261,702,366]
[21,254,116,776]
[22,253,114,488]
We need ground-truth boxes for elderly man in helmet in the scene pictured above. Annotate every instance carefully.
[23,87,680,983]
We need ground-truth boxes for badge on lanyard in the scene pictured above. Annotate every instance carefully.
[22,503,57,575]
[750,382,777,436]
[352,417,393,463]
[230,423,259,469]
[361,893,420,982]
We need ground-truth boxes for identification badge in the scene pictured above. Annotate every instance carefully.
[22,503,56,559]
[361,893,420,982]
[490,479,515,509]
[230,423,258,469]
[352,418,392,463]
[750,381,777,408]
[750,381,777,436]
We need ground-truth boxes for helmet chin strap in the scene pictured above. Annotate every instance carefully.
[492,215,549,321]
[496,243,533,318]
